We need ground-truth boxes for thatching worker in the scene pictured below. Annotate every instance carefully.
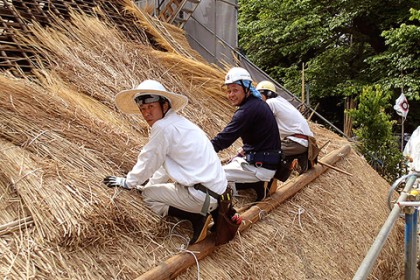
[256,80,317,174]
[211,67,281,201]
[103,80,228,245]
[403,126,420,173]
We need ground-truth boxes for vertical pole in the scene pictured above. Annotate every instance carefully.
[301,62,305,104]
[402,117,405,152]
[404,207,418,280]
[306,83,310,106]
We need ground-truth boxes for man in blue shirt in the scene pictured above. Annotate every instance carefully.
[211,67,281,201]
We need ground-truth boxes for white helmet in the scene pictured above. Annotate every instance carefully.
[256,80,278,99]
[224,67,252,85]
[256,81,276,92]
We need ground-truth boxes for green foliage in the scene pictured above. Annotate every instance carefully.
[238,1,419,181]
[367,8,420,99]
[348,86,403,182]
[238,0,420,103]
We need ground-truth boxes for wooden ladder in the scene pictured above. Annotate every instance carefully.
[158,0,200,28]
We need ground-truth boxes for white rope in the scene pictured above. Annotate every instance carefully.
[289,206,305,231]
[178,245,201,280]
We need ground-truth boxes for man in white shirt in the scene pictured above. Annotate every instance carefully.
[403,126,420,173]
[103,80,227,245]
[256,80,316,173]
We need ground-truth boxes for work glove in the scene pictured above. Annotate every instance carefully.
[103,176,130,189]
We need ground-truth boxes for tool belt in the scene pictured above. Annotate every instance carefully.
[245,150,282,170]
[193,183,219,216]
[194,184,240,245]
[291,133,309,140]
[194,183,219,199]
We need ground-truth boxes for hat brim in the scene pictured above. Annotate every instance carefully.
[115,88,188,114]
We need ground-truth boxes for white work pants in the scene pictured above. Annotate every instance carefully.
[140,182,218,216]
[223,157,275,183]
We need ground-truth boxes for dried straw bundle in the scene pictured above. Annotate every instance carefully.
[0,224,183,280]
[0,75,142,172]
[0,133,158,247]
[122,0,178,55]
[0,178,30,226]
[17,10,239,156]
[0,75,162,246]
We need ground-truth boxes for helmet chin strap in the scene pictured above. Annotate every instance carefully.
[239,80,252,105]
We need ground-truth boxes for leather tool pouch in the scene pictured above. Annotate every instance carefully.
[308,136,319,164]
[215,187,240,246]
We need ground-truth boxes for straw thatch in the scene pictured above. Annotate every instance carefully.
[0,2,404,280]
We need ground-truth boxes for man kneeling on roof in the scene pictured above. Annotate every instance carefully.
[211,67,282,201]
[103,80,227,245]
[256,80,319,174]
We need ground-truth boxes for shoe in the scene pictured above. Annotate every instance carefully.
[267,178,278,195]
[210,209,219,233]
[235,181,270,201]
[296,152,309,174]
[168,207,212,245]
[190,215,212,244]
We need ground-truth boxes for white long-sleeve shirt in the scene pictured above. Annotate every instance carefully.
[126,109,227,201]
[266,96,313,147]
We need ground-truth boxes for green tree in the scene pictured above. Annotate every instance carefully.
[368,8,420,99]
[238,0,420,126]
[348,85,403,182]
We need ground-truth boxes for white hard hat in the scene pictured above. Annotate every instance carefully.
[224,67,252,85]
[256,81,276,92]
[256,80,278,99]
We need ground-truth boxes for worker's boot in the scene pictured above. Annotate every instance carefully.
[168,206,212,245]
[210,209,219,233]
[267,178,278,195]
[235,181,269,201]
[296,152,309,174]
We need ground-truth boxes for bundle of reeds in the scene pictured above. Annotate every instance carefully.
[18,10,239,154]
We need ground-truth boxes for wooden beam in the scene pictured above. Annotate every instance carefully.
[136,144,351,280]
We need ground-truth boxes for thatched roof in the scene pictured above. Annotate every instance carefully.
[0,1,404,279]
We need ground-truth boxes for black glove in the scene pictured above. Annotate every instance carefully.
[103,176,129,189]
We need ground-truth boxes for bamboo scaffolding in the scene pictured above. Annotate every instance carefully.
[136,144,351,280]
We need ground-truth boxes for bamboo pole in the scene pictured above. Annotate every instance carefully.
[136,144,351,280]
[318,160,353,176]
[301,62,305,104]
[307,102,319,121]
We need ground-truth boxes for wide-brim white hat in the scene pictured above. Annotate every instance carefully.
[115,80,188,114]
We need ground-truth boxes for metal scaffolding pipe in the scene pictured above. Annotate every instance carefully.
[405,208,418,280]
[353,174,418,280]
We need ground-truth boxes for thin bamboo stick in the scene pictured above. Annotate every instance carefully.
[0,216,34,236]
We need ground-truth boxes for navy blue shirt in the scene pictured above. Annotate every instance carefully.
[211,95,281,154]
